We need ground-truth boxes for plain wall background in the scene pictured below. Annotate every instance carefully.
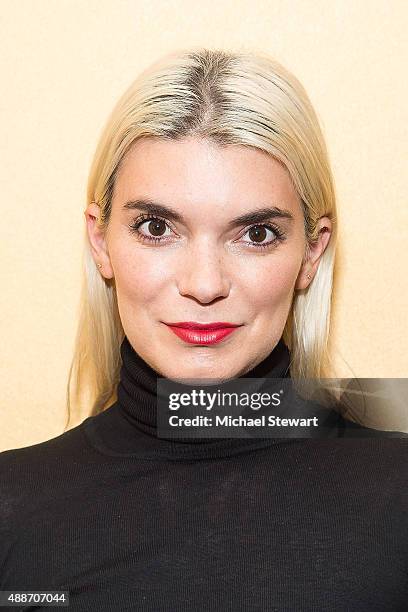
[1,0,407,450]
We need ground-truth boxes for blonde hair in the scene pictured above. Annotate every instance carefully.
[65,47,338,429]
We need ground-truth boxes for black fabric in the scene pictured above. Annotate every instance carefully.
[111,334,307,457]
[0,336,407,611]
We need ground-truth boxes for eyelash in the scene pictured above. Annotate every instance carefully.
[128,214,287,250]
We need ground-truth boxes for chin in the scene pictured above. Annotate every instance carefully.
[167,360,239,383]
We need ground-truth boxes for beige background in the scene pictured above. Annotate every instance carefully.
[1,0,407,450]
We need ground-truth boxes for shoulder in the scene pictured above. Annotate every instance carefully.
[318,413,408,490]
[338,414,408,438]
[333,412,408,465]
[301,407,408,486]
[0,417,98,492]
[0,417,101,533]
[1,417,92,462]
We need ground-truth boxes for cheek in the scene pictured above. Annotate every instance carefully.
[110,243,170,306]
[240,255,301,313]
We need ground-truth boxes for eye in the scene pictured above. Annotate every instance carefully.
[240,224,285,250]
[138,217,171,239]
[128,215,174,244]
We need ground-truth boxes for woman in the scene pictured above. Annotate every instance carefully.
[1,48,407,611]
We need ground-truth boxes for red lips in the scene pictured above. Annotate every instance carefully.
[164,321,242,345]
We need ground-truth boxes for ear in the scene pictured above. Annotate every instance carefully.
[295,216,332,291]
[84,202,114,279]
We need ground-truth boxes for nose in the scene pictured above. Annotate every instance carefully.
[177,239,231,304]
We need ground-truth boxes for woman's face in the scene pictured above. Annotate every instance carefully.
[86,136,331,380]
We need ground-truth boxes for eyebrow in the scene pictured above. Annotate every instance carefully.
[122,198,295,227]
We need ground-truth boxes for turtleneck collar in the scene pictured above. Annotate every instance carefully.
[112,335,292,454]
[84,337,402,459]
[84,336,358,459]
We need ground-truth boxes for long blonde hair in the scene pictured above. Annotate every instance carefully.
[65,47,338,429]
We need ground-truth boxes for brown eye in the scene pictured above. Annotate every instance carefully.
[146,219,167,237]
[248,225,268,243]
[137,217,172,239]
[240,223,285,250]
[129,214,174,244]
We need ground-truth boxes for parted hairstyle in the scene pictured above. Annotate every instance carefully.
[65,47,339,428]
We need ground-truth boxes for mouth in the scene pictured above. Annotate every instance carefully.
[163,321,243,345]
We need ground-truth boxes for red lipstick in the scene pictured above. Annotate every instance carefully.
[164,321,242,345]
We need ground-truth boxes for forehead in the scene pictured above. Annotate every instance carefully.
[113,136,302,221]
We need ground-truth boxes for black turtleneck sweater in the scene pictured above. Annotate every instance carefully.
[0,337,407,611]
